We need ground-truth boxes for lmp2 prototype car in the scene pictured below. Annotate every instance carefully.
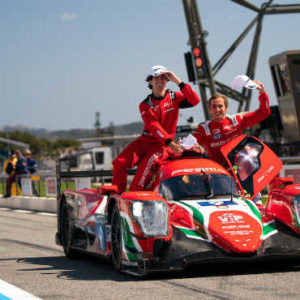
[55,135,300,276]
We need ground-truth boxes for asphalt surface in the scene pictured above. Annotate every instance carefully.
[0,207,300,299]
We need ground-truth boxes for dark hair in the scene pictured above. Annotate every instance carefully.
[10,150,15,156]
[145,75,153,90]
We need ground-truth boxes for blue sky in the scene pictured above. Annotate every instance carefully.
[1,0,299,130]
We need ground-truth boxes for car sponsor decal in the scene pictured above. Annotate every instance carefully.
[180,198,263,244]
[213,133,222,140]
[197,200,238,207]
[212,129,221,134]
[208,210,263,252]
[171,167,226,176]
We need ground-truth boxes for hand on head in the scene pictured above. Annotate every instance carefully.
[161,71,182,85]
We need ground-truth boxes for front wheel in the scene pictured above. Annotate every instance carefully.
[111,204,123,271]
[60,199,78,258]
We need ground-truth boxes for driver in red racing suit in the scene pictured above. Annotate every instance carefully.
[112,65,200,193]
[193,80,270,168]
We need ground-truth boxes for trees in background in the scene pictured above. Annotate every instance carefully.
[0,131,80,157]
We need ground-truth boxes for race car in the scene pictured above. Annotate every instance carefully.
[55,135,300,276]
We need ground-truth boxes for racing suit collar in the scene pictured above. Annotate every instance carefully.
[151,89,169,100]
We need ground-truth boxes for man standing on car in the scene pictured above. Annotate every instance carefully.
[193,80,270,168]
[112,65,200,193]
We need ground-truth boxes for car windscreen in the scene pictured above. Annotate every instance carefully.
[159,173,238,201]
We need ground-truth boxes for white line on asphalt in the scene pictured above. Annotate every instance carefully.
[37,212,56,217]
[0,279,42,300]
[13,209,32,214]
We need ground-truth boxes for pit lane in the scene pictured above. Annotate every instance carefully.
[0,208,300,300]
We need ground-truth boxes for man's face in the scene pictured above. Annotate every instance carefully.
[150,74,168,92]
[209,97,228,122]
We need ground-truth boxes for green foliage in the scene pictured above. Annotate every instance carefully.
[0,131,80,157]
[53,138,81,151]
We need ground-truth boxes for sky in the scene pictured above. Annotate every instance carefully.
[1,0,299,131]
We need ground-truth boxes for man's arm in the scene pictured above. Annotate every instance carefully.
[162,71,200,108]
[239,81,271,130]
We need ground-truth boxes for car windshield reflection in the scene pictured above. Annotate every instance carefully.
[159,173,238,201]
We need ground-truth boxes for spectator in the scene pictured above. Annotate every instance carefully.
[2,150,17,198]
[11,149,28,194]
[25,149,38,196]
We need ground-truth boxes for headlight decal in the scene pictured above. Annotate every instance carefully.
[131,201,168,237]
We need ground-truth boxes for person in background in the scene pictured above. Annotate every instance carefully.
[25,149,38,196]
[14,149,28,192]
[112,65,200,193]
[2,150,17,198]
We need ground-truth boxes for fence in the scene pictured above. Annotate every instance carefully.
[0,171,57,198]
[0,168,136,198]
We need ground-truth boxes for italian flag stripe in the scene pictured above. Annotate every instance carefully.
[178,202,208,238]
[293,212,300,229]
[180,202,204,224]
[263,220,277,239]
[244,199,262,221]
[121,217,138,253]
[177,226,208,240]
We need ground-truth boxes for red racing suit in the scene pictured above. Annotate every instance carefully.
[112,83,200,193]
[193,92,270,168]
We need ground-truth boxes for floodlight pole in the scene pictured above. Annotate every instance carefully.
[182,0,300,119]
[182,0,216,120]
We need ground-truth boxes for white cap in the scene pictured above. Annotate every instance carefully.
[148,65,168,77]
[231,75,258,91]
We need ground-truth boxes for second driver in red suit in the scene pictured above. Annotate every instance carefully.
[193,80,270,168]
[112,65,200,193]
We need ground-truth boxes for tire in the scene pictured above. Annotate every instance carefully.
[60,199,78,258]
[111,204,123,271]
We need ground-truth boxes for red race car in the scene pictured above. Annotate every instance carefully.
[55,135,300,276]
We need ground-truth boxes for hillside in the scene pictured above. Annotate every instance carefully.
[0,122,144,140]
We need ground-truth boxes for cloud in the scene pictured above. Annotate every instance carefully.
[61,13,78,21]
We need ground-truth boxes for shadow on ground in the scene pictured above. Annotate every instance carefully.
[1,254,300,282]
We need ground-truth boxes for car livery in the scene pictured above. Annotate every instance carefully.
[55,135,300,276]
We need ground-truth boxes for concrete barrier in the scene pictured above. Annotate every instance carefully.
[0,195,56,213]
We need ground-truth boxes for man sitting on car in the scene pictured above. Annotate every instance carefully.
[112,65,202,193]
